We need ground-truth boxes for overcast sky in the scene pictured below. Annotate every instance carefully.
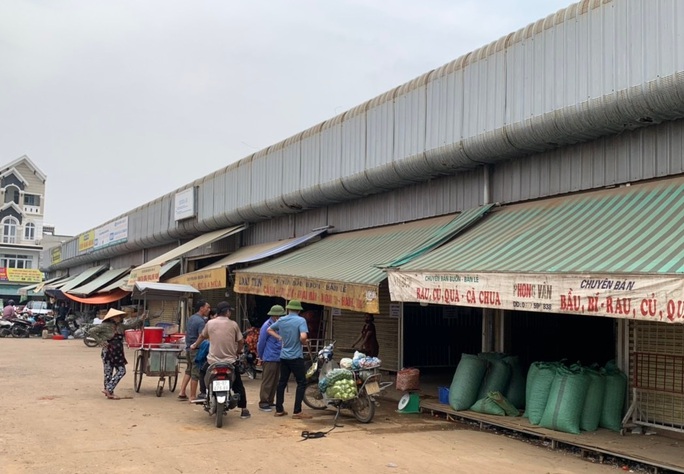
[1,0,572,237]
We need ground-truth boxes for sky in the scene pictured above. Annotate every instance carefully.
[1,0,572,237]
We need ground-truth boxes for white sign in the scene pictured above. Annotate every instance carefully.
[93,216,128,250]
[389,303,401,319]
[174,187,196,221]
[388,271,684,323]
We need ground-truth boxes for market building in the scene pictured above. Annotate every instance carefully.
[42,0,684,436]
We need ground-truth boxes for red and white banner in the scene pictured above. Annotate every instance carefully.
[387,271,684,323]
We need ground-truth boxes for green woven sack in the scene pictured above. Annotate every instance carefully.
[600,361,628,432]
[477,359,512,400]
[580,367,606,432]
[540,365,590,434]
[526,362,557,424]
[470,396,506,416]
[503,355,526,409]
[489,390,520,417]
[449,354,488,411]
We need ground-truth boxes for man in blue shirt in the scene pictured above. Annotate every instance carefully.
[257,304,285,411]
[178,299,209,401]
[267,300,311,419]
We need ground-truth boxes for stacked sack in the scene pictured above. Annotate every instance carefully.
[525,360,627,434]
[448,352,526,415]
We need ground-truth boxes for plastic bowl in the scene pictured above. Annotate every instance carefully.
[52,334,65,340]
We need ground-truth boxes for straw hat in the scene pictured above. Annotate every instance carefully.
[102,308,127,321]
[267,304,286,316]
[285,300,303,311]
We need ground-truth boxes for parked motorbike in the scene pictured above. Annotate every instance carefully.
[241,343,258,380]
[302,341,391,423]
[0,318,13,337]
[197,362,241,428]
[10,315,46,338]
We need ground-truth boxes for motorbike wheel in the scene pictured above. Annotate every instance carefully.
[11,325,29,338]
[302,381,328,410]
[83,337,98,348]
[134,354,143,392]
[246,365,257,380]
[215,400,224,428]
[351,390,376,423]
[0,328,10,337]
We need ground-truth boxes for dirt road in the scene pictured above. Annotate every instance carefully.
[0,338,619,473]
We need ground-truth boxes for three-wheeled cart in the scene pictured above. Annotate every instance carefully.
[132,344,184,397]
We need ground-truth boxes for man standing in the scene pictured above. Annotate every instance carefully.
[267,299,311,419]
[178,300,209,401]
[256,304,285,411]
[190,301,250,419]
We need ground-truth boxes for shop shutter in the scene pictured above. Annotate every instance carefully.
[332,281,399,371]
[629,321,684,430]
[148,300,180,326]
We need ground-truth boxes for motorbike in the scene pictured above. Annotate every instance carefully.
[241,343,258,380]
[10,315,47,338]
[197,361,241,428]
[302,341,391,423]
[0,318,14,337]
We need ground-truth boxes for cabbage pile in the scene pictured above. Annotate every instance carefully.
[319,368,358,400]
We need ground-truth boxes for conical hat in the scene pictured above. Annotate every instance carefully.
[102,308,126,321]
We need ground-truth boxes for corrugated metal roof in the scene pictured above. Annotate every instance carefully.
[238,215,456,285]
[67,267,131,297]
[398,177,684,275]
[59,266,108,293]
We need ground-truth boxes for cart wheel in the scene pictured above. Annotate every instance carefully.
[168,373,178,392]
[134,354,143,393]
[156,384,163,397]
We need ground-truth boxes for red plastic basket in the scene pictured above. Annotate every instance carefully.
[125,329,143,349]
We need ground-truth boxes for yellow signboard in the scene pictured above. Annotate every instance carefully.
[234,273,379,313]
[1,268,43,283]
[78,231,95,252]
[168,268,226,291]
[126,265,162,289]
[51,246,62,265]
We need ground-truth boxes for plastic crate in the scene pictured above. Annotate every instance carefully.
[438,386,450,404]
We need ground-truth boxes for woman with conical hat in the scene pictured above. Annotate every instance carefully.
[88,308,147,399]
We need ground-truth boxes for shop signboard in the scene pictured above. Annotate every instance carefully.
[0,268,43,283]
[388,271,684,323]
[174,187,196,221]
[51,247,61,265]
[125,264,162,291]
[234,273,380,313]
[167,268,226,291]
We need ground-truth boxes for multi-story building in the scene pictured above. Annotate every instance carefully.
[0,155,47,302]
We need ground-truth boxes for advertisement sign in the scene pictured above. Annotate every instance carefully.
[388,271,684,323]
[234,273,379,313]
[94,217,129,250]
[168,268,226,291]
[51,247,61,265]
[0,268,43,283]
[174,187,196,221]
[78,231,95,252]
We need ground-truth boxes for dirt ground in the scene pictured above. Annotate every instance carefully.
[0,338,624,474]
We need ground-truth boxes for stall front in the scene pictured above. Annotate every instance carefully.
[234,211,491,371]
[387,177,684,434]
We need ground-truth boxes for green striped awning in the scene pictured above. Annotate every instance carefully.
[235,214,466,313]
[397,178,684,275]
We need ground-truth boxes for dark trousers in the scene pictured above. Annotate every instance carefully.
[275,358,307,414]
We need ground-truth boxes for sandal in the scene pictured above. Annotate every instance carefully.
[177,394,188,400]
[107,394,121,400]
